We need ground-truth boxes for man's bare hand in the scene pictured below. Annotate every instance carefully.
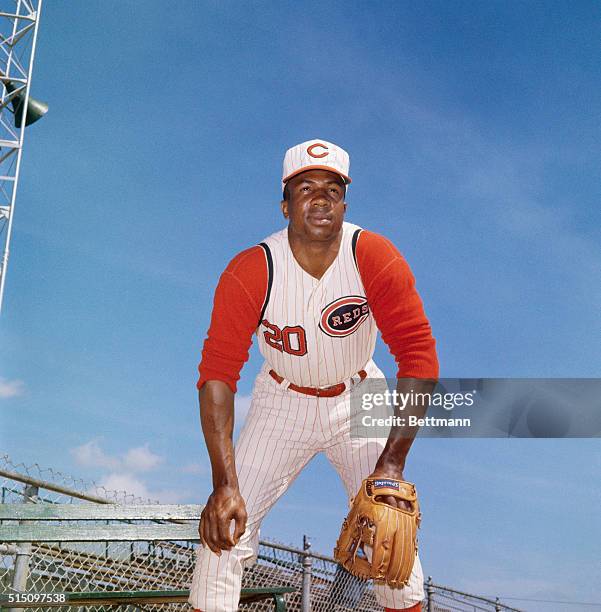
[199,485,247,555]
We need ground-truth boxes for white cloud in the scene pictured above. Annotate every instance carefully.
[181,462,208,475]
[71,440,163,473]
[96,472,151,499]
[123,444,163,472]
[151,487,193,504]
[72,440,190,503]
[71,439,120,470]
[0,377,25,399]
[95,472,191,504]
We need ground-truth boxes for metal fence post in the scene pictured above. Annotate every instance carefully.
[301,535,312,612]
[9,483,39,612]
[426,575,433,612]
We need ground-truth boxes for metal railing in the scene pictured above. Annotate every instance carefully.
[0,455,522,611]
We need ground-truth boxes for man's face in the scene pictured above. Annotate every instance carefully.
[281,169,347,242]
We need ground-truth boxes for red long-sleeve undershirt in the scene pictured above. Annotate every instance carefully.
[197,230,439,392]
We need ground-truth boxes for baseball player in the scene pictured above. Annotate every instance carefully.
[189,139,438,612]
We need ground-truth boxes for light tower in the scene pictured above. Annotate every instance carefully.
[0,0,46,314]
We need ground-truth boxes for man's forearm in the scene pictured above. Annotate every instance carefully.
[374,377,437,474]
[199,380,238,488]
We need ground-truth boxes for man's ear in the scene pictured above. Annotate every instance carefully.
[281,200,289,219]
[343,201,347,213]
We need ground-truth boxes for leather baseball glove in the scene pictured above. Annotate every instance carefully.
[334,478,421,588]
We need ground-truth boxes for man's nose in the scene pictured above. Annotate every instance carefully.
[311,189,332,206]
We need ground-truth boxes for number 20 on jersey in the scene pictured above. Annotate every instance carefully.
[261,319,308,356]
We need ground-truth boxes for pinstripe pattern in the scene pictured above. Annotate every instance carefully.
[188,361,424,611]
[189,222,423,611]
[257,222,377,388]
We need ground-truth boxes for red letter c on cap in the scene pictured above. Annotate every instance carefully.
[307,143,329,158]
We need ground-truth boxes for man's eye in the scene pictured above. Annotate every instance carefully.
[301,186,310,192]
[330,188,340,193]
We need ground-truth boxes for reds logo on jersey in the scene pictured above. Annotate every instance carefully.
[319,295,370,338]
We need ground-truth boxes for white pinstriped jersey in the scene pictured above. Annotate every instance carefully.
[256,222,377,388]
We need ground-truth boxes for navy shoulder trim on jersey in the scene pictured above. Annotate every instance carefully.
[351,228,362,269]
[258,242,273,324]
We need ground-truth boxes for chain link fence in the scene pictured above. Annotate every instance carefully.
[0,455,522,611]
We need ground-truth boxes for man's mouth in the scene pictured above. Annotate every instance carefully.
[308,215,333,226]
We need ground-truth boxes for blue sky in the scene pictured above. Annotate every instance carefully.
[1,1,600,610]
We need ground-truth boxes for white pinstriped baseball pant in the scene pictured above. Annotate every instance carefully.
[188,360,424,612]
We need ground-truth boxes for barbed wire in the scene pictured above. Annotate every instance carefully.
[0,455,522,611]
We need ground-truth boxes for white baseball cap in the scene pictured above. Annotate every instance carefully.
[282,139,351,190]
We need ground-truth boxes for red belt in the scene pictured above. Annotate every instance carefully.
[268,369,367,397]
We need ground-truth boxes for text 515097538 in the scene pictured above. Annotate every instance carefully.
[0,592,68,604]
